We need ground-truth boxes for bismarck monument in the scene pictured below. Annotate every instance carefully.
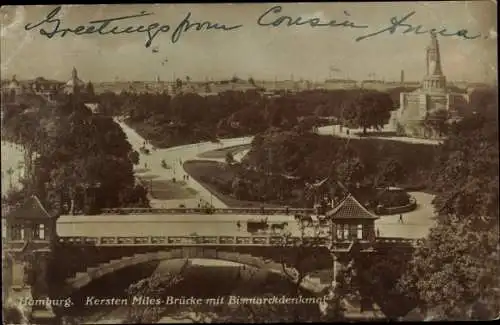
[391,34,468,138]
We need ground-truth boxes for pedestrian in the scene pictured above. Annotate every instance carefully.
[237,221,241,231]
[399,214,404,224]
[376,228,380,237]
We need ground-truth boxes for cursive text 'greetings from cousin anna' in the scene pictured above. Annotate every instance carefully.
[25,5,484,49]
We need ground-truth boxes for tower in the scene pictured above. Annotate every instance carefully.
[65,67,85,95]
[423,33,446,91]
[71,67,78,94]
[71,67,78,80]
[3,196,59,324]
[400,70,405,84]
[322,194,379,317]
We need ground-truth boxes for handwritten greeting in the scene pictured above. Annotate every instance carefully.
[24,5,484,49]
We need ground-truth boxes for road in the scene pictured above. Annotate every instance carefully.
[114,118,253,209]
[316,124,442,145]
[57,191,435,240]
[375,191,436,239]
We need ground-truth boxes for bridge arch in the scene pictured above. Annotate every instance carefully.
[62,248,328,296]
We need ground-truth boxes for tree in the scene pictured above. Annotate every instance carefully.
[344,245,419,320]
[225,151,235,165]
[231,177,247,199]
[401,220,499,320]
[128,150,140,165]
[342,91,393,134]
[175,78,183,90]
[399,112,500,320]
[2,304,25,325]
[125,272,183,323]
[5,98,147,212]
[85,81,95,97]
[6,167,14,189]
[423,109,449,138]
[248,77,257,88]
[335,157,365,189]
[376,158,405,188]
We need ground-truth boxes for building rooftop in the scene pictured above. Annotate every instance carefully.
[326,194,379,220]
[5,195,54,221]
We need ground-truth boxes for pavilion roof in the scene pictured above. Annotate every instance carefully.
[5,195,54,221]
[326,194,379,220]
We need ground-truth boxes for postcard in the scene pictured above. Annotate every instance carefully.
[1,2,498,324]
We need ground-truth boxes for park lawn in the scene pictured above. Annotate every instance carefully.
[143,178,198,200]
[183,160,279,208]
[197,144,252,159]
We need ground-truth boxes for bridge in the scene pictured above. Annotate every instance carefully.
[2,195,419,324]
[56,234,417,247]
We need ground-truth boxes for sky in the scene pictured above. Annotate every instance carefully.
[0,2,497,83]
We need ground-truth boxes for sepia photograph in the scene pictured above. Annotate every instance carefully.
[1,2,498,324]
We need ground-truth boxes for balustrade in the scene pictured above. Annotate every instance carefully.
[56,234,416,247]
[99,207,315,215]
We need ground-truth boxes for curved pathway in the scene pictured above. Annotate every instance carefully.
[115,118,252,209]
[317,124,442,145]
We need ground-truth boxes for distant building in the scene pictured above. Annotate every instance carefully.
[2,68,94,106]
[83,103,101,114]
[30,77,65,101]
[64,67,86,95]
[2,75,23,101]
[391,34,468,138]
[1,75,63,103]
[324,79,358,89]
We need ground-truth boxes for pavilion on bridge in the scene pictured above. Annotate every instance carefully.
[326,194,379,242]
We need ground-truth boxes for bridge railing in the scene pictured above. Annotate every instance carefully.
[99,207,315,215]
[58,235,285,246]
[57,235,415,247]
[58,235,332,246]
[377,237,420,246]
